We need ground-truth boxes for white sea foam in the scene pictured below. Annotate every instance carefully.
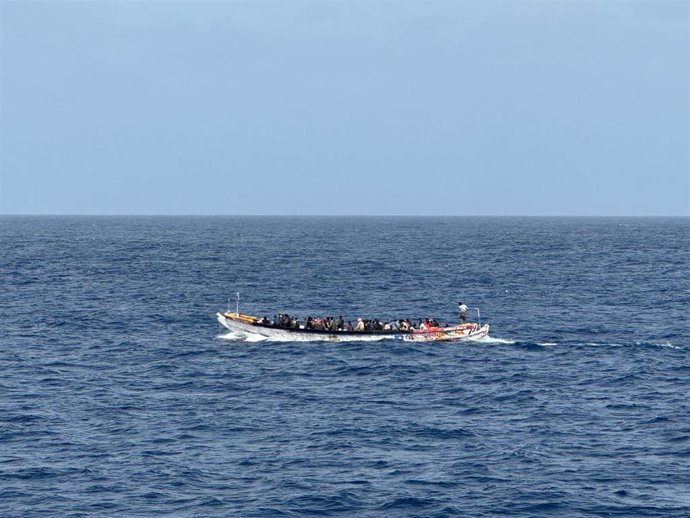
[218,331,267,342]
[654,341,681,350]
[475,336,516,345]
[580,341,684,350]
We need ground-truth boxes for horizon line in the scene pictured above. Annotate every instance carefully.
[1,213,688,218]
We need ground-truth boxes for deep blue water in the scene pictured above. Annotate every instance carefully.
[1,216,689,517]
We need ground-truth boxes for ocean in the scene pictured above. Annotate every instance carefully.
[1,216,688,517]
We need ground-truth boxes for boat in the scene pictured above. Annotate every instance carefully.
[216,308,490,343]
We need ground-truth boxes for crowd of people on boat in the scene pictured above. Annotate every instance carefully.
[254,314,447,333]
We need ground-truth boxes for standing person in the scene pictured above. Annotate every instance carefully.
[458,302,468,323]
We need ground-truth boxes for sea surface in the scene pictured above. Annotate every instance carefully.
[1,216,689,517]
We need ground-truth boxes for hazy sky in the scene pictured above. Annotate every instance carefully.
[1,0,688,215]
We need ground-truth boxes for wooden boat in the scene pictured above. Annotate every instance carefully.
[216,310,490,343]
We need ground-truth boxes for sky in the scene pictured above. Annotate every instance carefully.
[0,0,688,216]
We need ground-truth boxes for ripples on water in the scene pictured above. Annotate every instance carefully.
[1,217,688,517]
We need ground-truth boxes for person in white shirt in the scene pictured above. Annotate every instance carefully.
[355,318,365,331]
[458,302,468,323]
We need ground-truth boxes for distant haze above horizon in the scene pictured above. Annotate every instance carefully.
[1,1,688,216]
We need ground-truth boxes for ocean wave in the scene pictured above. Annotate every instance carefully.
[3,216,689,517]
